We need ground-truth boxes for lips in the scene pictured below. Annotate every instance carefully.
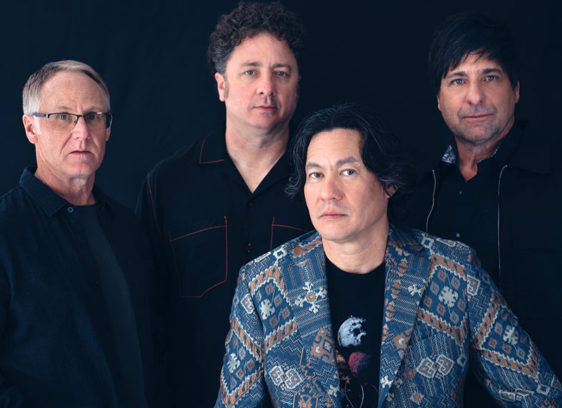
[318,207,348,220]
[463,113,492,120]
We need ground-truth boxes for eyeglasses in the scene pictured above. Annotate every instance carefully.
[31,112,112,131]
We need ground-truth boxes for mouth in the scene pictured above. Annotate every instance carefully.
[462,113,493,120]
[319,211,347,220]
[254,104,277,111]
[69,150,91,156]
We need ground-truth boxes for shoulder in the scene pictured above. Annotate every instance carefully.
[390,226,481,279]
[147,139,203,183]
[239,231,322,282]
[0,186,32,230]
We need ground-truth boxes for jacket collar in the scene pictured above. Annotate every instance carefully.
[378,226,430,407]
[284,226,430,407]
[19,167,109,217]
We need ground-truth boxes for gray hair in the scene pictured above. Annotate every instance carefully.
[22,60,110,114]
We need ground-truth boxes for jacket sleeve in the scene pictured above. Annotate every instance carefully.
[0,266,25,407]
[215,266,269,408]
[466,255,562,407]
[135,172,172,407]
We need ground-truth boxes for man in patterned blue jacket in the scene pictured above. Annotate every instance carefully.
[215,104,561,408]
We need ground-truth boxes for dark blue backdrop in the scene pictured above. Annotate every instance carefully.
[1,0,560,208]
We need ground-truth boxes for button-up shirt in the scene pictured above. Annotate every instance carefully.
[138,130,312,407]
[0,168,154,407]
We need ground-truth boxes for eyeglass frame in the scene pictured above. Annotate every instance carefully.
[31,111,113,130]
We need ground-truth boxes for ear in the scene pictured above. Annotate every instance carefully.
[436,93,442,112]
[215,72,226,102]
[514,81,520,104]
[22,114,39,145]
[384,184,397,199]
[105,127,111,142]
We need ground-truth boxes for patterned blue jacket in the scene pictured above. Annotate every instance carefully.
[215,226,562,407]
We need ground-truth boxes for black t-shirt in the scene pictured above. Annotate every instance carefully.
[326,256,386,408]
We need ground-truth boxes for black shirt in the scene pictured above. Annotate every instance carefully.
[0,168,154,407]
[326,257,386,408]
[137,131,312,407]
[427,126,521,283]
[77,205,146,408]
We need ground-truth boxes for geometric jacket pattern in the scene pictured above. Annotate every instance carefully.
[215,226,562,407]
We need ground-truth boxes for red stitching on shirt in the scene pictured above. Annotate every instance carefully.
[270,216,308,250]
[181,216,229,299]
[169,224,226,242]
[199,136,225,165]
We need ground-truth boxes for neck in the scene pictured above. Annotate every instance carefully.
[225,124,289,192]
[35,168,96,206]
[322,220,389,274]
[455,122,513,181]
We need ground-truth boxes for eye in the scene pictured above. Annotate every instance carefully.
[244,69,256,76]
[484,75,498,82]
[307,171,322,180]
[55,113,69,121]
[451,78,464,86]
[85,113,102,121]
[275,70,289,78]
[341,169,355,176]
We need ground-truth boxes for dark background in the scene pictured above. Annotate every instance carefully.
[1,0,560,209]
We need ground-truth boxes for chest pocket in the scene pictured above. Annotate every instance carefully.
[168,217,228,298]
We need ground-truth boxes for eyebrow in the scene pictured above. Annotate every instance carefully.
[241,62,293,71]
[446,67,504,79]
[305,156,360,169]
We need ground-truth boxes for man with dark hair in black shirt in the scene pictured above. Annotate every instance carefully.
[137,2,311,406]
[0,60,154,407]
[215,104,561,407]
[394,12,562,407]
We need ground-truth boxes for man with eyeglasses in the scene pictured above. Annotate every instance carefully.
[0,60,155,407]
[137,2,312,406]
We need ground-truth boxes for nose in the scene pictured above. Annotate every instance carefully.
[71,115,90,140]
[320,174,343,201]
[257,72,275,96]
[465,81,485,105]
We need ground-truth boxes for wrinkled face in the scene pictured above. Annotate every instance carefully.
[215,32,299,134]
[23,71,110,186]
[304,128,390,246]
[437,53,519,147]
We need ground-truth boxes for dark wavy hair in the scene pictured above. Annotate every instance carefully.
[207,1,304,75]
[286,104,411,199]
[428,11,520,95]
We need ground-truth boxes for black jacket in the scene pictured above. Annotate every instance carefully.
[394,121,562,380]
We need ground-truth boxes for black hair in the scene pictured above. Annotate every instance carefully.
[286,104,411,199]
[428,11,520,95]
[207,1,304,75]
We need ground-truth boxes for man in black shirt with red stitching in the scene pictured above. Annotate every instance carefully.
[137,3,311,406]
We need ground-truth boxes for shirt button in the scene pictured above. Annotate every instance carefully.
[458,190,463,196]
[247,243,252,253]
[455,232,461,238]
[67,206,74,213]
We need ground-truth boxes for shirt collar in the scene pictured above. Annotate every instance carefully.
[19,167,109,217]
[440,122,522,168]
[198,129,227,165]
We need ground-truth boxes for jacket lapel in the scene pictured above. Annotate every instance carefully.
[284,232,341,406]
[378,226,432,407]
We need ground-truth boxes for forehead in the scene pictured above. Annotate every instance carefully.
[39,71,107,109]
[307,128,363,162]
[446,53,504,76]
[226,32,297,69]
